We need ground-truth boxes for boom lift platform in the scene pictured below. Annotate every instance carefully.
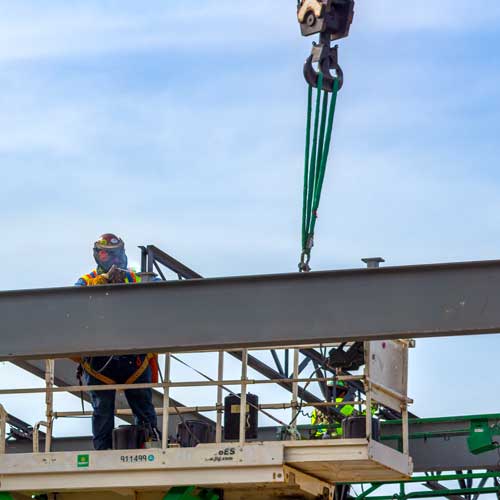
[0,339,412,499]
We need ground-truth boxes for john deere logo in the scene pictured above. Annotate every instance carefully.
[77,454,90,468]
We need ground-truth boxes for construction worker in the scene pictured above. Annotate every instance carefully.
[310,380,352,438]
[311,380,354,438]
[311,380,378,438]
[75,233,159,450]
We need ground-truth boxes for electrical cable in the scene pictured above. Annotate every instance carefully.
[173,405,200,446]
[288,363,327,426]
[154,357,199,445]
[169,354,288,427]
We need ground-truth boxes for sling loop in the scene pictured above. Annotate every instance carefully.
[299,74,340,272]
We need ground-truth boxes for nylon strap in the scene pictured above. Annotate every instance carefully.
[125,354,153,385]
[81,360,116,385]
[300,76,340,271]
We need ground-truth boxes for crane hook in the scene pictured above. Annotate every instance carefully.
[303,40,343,92]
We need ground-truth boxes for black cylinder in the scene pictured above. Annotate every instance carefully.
[112,425,140,450]
[177,420,214,448]
[342,416,380,441]
[223,393,258,441]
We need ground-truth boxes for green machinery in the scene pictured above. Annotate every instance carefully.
[347,414,500,499]
[468,418,500,455]
[163,486,219,500]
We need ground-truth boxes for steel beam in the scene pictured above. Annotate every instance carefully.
[381,414,500,472]
[140,245,202,279]
[5,412,42,439]
[2,260,500,360]
[424,482,466,500]
[6,435,93,454]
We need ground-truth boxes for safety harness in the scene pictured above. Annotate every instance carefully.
[79,353,158,385]
[75,269,159,385]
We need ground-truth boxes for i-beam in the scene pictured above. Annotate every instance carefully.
[1,259,500,360]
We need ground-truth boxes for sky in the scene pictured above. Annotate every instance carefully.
[0,0,500,456]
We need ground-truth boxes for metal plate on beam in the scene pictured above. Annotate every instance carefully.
[2,260,500,360]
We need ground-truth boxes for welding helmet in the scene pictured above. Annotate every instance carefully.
[93,233,127,272]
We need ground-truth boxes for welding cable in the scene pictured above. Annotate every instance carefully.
[172,404,201,445]
[155,360,204,445]
[288,364,326,426]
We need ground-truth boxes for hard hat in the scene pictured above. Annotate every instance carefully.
[93,233,127,272]
[327,379,348,391]
[94,233,124,250]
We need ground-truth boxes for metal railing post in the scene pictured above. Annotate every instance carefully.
[45,359,55,452]
[147,246,155,273]
[363,347,372,441]
[365,383,373,441]
[291,349,299,439]
[239,349,248,446]
[216,351,224,443]
[33,421,49,453]
[402,403,409,455]
[0,404,7,454]
[162,353,171,449]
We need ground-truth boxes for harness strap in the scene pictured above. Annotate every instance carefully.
[124,353,153,384]
[80,360,116,385]
[149,353,159,383]
[79,354,154,386]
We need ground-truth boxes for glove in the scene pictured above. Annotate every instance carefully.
[106,265,127,284]
[87,274,110,286]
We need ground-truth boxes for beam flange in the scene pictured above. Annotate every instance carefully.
[2,260,500,360]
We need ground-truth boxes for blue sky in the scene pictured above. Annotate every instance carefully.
[1,0,500,437]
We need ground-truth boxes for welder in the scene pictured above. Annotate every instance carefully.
[75,233,159,450]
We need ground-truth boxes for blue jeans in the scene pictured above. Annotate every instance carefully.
[84,355,158,450]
